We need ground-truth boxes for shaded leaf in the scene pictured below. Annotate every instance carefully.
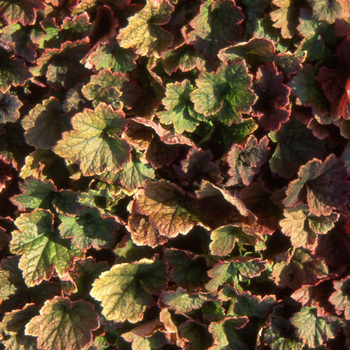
[0,304,39,350]
[232,292,275,318]
[191,60,257,125]
[269,118,326,179]
[284,154,350,216]
[22,97,71,149]
[179,320,213,350]
[117,0,174,57]
[10,209,82,287]
[0,92,22,124]
[185,0,244,60]
[0,0,44,25]
[25,297,99,350]
[226,135,270,186]
[54,103,131,176]
[90,258,167,323]
[253,62,291,131]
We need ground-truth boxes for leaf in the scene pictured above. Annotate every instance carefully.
[164,248,208,289]
[117,0,174,57]
[158,80,202,134]
[191,60,257,125]
[83,38,137,73]
[0,0,44,25]
[329,277,350,319]
[280,204,339,248]
[253,62,291,131]
[185,0,244,60]
[90,257,167,323]
[0,256,24,303]
[308,0,343,23]
[206,257,266,292]
[269,118,326,179]
[272,248,328,289]
[81,68,130,110]
[288,65,330,118]
[128,212,168,248]
[133,180,198,238]
[54,103,131,176]
[0,48,32,93]
[11,178,55,211]
[209,225,260,256]
[226,135,270,186]
[0,304,39,350]
[10,209,82,287]
[179,320,213,350]
[290,306,343,348]
[22,97,71,149]
[58,207,117,251]
[0,92,22,124]
[161,288,212,314]
[270,0,300,38]
[25,297,99,350]
[284,154,350,216]
[208,317,248,350]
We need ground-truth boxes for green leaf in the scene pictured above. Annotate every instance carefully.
[290,306,343,348]
[83,39,137,73]
[0,92,22,124]
[161,288,212,314]
[22,97,71,149]
[58,207,117,251]
[117,0,174,57]
[284,154,350,216]
[269,118,326,179]
[133,180,198,238]
[11,178,55,211]
[0,304,39,350]
[10,209,82,287]
[288,65,329,116]
[206,257,266,292]
[191,61,257,125]
[209,225,260,256]
[308,0,343,23]
[179,321,213,350]
[25,297,99,350]
[186,0,244,60]
[158,80,202,134]
[54,103,131,176]
[208,317,248,350]
[90,258,167,323]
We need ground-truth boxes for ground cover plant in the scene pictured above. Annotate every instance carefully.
[2,0,350,349]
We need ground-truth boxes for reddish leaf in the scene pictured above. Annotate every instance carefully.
[252,62,291,131]
[0,0,44,25]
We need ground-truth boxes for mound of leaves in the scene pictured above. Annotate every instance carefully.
[2,0,350,349]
